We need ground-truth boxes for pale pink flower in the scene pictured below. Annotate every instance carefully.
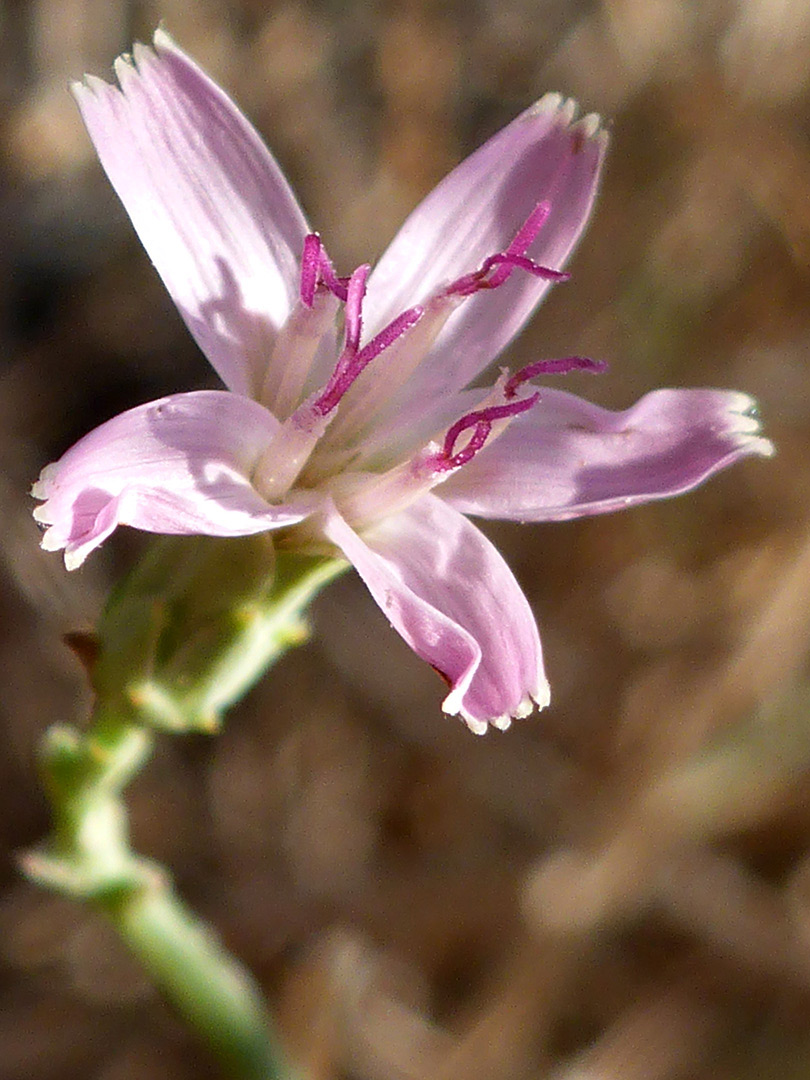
[33,31,773,733]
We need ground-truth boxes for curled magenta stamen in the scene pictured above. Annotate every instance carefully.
[299,234,351,307]
[448,254,568,298]
[356,306,424,368]
[314,305,423,417]
[438,395,539,470]
[319,249,350,303]
[444,199,568,298]
[487,200,551,288]
[488,252,568,283]
[504,356,608,399]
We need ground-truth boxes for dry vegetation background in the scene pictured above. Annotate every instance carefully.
[1,0,810,1076]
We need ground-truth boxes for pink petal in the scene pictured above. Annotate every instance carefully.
[322,495,548,733]
[364,95,606,396]
[73,30,309,397]
[33,391,311,569]
[439,388,775,521]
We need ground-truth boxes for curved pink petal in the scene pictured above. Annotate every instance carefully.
[33,391,311,569]
[364,95,607,397]
[73,30,309,397]
[322,495,548,733]
[439,388,775,521]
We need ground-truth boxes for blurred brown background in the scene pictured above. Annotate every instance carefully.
[1,0,810,1077]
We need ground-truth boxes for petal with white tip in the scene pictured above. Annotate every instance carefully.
[365,95,607,399]
[73,30,310,396]
[33,390,312,568]
[440,387,775,521]
[322,494,548,731]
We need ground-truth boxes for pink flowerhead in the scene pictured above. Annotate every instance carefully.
[33,31,773,733]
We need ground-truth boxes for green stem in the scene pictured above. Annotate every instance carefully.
[108,869,291,1080]
[25,543,347,1079]
[28,709,287,1080]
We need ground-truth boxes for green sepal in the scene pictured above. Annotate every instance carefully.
[89,535,346,733]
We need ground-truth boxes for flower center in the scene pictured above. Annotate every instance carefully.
[253,206,605,505]
[309,266,423,419]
